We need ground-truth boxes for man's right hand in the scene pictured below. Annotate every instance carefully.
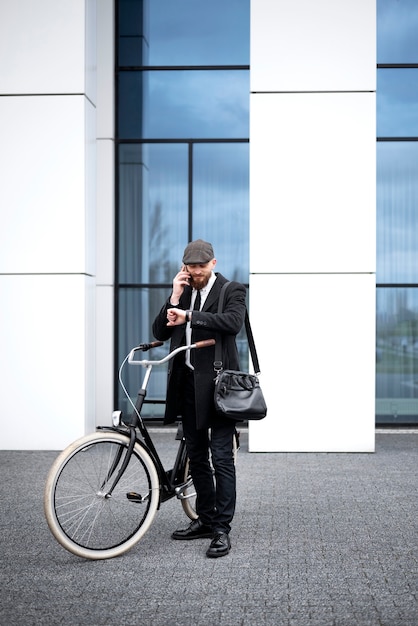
[170,266,191,305]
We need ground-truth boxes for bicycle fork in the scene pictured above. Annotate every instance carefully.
[98,427,137,499]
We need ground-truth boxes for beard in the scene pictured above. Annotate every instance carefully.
[189,274,211,290]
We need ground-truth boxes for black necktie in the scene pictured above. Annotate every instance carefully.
[185,290,201,369]
[193,290,201,311]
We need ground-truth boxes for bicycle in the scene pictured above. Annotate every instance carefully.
[44,339,239,560]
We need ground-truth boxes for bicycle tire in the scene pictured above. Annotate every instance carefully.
[180,455,199,521]
[44,431,160,560]
[181,429,240,520]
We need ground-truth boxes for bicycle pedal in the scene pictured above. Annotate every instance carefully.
[126,491,143,503]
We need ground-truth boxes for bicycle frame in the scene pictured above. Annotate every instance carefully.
[101,339,216,504]
[96,422,190,505]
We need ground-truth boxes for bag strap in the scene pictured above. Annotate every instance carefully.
[215,282,261,375]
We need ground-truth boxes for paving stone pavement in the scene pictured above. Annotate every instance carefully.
[0,430,417,626]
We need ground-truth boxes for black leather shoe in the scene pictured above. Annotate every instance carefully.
[206,532,231,558]
[171,518,213,540]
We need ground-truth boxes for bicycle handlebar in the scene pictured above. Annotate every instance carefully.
[128,338,216,366]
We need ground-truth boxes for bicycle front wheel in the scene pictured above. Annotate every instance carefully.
[44,431,160,560]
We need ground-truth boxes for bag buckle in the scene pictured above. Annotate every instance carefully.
[213,361,223,382]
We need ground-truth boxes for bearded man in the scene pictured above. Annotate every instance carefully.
[152,239,246,558]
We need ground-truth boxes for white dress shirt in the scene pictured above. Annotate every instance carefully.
[185,272,217,368]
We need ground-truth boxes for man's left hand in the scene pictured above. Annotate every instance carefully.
[167,308,187,326]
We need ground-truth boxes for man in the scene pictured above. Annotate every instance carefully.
[152,239,247,557]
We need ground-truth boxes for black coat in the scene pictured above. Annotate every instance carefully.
[152,273,247,429]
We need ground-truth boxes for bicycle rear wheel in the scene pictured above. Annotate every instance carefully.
[44,431,160,560]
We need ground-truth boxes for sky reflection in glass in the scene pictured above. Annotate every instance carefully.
[147,0,249,66]
[118,70,249,139]
[377,69,418,137]
[377,0,418,63]
[118,0,249,67]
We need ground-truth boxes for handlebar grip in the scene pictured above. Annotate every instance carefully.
[149,340,164,349]
[137,340,164,352]
[194,339,216,349]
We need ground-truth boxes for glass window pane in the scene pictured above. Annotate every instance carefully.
[376,287,418,423]
[192,143,249,284]
[377,142,418,283]
[117,287,171,418]
[118,0,250,67]
[118,71,147,138]
[377,0,418,63]
[118,144,189,283]
[377,69,418,137]
[118,70,249,139]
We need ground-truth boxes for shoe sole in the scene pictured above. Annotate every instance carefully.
[206,547,231,558]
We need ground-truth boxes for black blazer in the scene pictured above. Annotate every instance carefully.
[152,273,247,429]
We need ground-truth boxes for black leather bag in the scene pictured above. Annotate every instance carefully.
[213,283,267,422]
[214,369,267,421]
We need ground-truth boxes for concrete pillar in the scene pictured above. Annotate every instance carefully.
[0,0,97,449]
[249,0,376,451]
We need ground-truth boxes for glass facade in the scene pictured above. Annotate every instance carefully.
[376,0,418,423]
[116,0,250,416]
[116,0,418,424]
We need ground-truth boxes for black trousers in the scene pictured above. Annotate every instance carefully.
[180,368,236,534]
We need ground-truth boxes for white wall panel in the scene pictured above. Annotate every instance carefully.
[97,0,115,138]
[86,99,97,275]
[0,275,94,450]
[0,0,86,94]
[95,0,115,428]
[95,286,114,427]
[251,0,376,92]
[85,0,97,104]
[250,92,376,274]
[96,140,115,285]
[0,96,88,274]
[248,273,376,452]
[85,274,96,436]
